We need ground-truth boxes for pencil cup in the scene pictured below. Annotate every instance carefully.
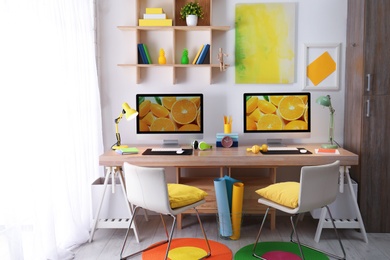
[224,124,232,134]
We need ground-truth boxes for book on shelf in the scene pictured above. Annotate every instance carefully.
[143,13,167,19]
[139,19,172,26]
[142,44,152,64]
[145,8,163,14]
[315,148,340,154]
[196,44,210,64]
[192,45,204,64]
[137,43,148,64]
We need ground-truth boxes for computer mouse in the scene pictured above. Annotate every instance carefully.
[300,149,307,154]
[176,149,184,154]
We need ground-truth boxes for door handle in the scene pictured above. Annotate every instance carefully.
[366,74,371,92]
[366,99,370,117]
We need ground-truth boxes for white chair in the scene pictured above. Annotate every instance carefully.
[120,162,211,260]
[252,160,346,260]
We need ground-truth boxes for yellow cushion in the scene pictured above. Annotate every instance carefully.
[255,182,300,208]
[167,184,208,209]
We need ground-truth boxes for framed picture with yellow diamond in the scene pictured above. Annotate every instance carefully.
[303,43,340,90]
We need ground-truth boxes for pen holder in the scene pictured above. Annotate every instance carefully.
[224,124,232,134]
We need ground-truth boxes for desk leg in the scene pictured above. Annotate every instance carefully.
[89,167,140,243]
[89,167,112,242]
[345,168,368,243]
[314,166,368,243]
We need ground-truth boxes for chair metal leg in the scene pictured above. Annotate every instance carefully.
[252,207,270,259]
[194,208,211,259]
[290,206,346,260]
[120,209,169,260]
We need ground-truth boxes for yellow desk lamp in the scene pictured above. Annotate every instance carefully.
[316,95,338,149]
[111,102,138,150]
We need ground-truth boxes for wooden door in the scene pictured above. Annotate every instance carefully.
[345,0,390,232]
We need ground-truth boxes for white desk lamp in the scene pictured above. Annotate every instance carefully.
[111,102,138,150]
[316,95,338,149]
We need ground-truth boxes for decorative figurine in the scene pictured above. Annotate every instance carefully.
[181,48,189,64]
[217,47,229,71]
[158,48,166,64]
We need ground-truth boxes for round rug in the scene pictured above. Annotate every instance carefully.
[142,238,232,260]
[234,241,329,260]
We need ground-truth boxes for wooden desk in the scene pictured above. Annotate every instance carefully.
[92,144,368,243]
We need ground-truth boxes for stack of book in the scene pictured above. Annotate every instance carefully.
[216,133,239,147]
[139,8,172,26]
[192,44,210,64]
[138,43,152,64]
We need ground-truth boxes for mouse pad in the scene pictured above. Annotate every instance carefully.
[261,148,312,155]
[142,149,193,155]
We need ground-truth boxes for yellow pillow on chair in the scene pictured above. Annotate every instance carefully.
[255,182,300,208]
[167,184,208,209]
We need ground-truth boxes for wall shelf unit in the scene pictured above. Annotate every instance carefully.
[117,0,230,84]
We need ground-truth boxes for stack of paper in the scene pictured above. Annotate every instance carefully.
[139,8,172,26]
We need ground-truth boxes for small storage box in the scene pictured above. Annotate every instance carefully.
[91,177,131,219]
[310,179,358,220]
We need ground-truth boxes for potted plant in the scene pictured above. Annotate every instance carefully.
[180,1,204,26]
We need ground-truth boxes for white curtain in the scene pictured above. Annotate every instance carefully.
[0,0,103,259]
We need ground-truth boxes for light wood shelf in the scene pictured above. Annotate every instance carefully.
[118,0,230,84]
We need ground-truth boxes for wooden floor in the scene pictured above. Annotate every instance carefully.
[73,214,390,259]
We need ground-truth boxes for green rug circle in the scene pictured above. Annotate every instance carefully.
[234,241,329,260]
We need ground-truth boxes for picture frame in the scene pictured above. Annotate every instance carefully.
[303,43,340,90]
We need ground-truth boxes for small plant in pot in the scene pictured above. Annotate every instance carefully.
[180,1,204,26]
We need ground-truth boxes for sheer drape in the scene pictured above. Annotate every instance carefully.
[0,1,103,259]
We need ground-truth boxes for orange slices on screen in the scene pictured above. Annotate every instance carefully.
[269,95,284,107]
[162,96,176,111]
[284,120,308,130]
[150,118,175,131]
[257,99,277,114]
[246,96,258,114]
[151,103,170,118]
[139,100,151,118]
[179,124,200,131]
[171,99,198,125]
[257,114,283,130]
[278,96,306,121]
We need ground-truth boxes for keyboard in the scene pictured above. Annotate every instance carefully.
[267,147,298,151]
[150,148,183,152]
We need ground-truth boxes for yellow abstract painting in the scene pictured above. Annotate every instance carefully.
[235,3,296,84]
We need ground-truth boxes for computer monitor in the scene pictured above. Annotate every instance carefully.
[243,92,311,146]
[136,93,203,147]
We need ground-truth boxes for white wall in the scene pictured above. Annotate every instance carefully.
[97,0,347,150]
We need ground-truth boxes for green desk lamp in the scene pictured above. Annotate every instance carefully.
[316,95,338,149]
[111,102,138,150]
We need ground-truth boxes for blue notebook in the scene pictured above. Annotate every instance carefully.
[196,44,210,64]
[138,43,148,64]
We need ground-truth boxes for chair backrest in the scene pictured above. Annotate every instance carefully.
[297,160,340,213]
[122,162,172,215]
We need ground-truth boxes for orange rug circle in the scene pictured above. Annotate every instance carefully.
[142,238,232,260]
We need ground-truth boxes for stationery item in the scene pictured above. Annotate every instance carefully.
[230,182,244,240]
[137,43,148,64]
[138,19,172,26]
[116,147,139,155]
[223,115,232,133]
[143,13,166,19]
[196,44,210,64]
[145,8,163,14]
[192,44,204,64]
[315,148,340,154]
[142,44,152,64]
[214,177,233,237]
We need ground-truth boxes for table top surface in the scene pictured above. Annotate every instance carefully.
[99,144,358,168]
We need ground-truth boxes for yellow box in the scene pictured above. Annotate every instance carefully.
[139,19,172,26]
[145,8,163,14]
